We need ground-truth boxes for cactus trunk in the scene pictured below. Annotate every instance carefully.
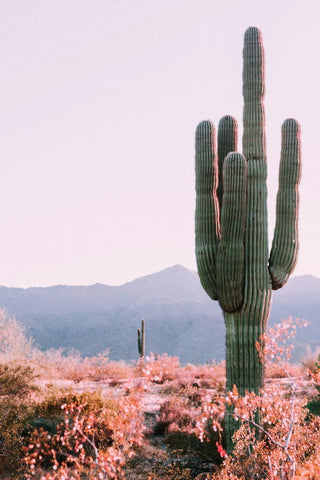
[137,319,145,363]
[194,27,301,450]
[224,292,271,395]
[224,154,272,395]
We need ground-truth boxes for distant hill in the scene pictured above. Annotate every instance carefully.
[0,265,318,364]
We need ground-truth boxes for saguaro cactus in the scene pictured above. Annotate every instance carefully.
[137,319,145,362]
[195,27,301,403]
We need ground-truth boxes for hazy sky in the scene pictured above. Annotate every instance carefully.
[0,0,319,287]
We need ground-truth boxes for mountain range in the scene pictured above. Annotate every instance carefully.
[0,265,318,364]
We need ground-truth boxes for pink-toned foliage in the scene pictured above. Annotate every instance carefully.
[1,314,320,479]
[23,389,145,479]
[141,353,180,384]
[194,318,320,479]
[35,349,133,384]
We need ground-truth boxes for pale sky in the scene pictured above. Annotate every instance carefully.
[0,0,319,287]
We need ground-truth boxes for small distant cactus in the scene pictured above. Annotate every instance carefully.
[137,319,145,362]
[194,27,301,447]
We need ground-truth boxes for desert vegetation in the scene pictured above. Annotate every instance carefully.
[0,309,319,479]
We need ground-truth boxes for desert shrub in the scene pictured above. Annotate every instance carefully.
[206,406,320,480]
[90,357,133,384]
[141,353,180,384]
[156,395,197,435]
[265,360,303,379]
[36,348,133,384]
[154,387,224,471]
[302,353,320,418]
[0,362,37,397]
[188,361,226,390]
[304,357,320,417]
[0,362,38,474]
[161,361,226,395]
[28,388,132,442]
[294,443,320,479]
[0,309,37,364]
[23,387,145,479]
[302,346,320,374]
[0,312,39,473]
[306,397,320,417]
[37,348,87,382]
[0,401,35,474]
[147,463,194,479]
[195,380,320,479]
[193,318,320,479]
[124,442,169,478]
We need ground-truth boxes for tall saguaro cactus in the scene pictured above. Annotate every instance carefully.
[137,319,145,363]
[195,26,301,405]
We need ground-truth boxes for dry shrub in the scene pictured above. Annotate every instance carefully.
[156,395,197,435]
[23,387,145,479]
[265,360,303,379]
[302,346,320,375]
[0,311,41,474]
[295,444,320,479]
[194,318,320,479]
[154,377,224,471]
[35,348,85,381]
[206,406,320,480]
[193,376,320,479]
[141,353,180,384]
[147,464,194,479]
[36,348,133,384]
[0,309,38,364]
[177,362,226,390]
[0,362,38,474]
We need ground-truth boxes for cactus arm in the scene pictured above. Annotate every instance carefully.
[217,115,238,208]
[269,119,302,289]
[217,153,247,312]
[195,120,220,299]
[242,27,266,162]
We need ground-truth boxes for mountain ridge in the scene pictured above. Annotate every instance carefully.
[0,265,318,364]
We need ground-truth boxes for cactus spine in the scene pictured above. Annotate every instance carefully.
[137,319,145,362]
[195,27,301,438]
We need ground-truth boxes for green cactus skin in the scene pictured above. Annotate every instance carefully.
[137,318,145,360]
[195,27,301,444]
[269,119,302,289]
[217,116,238,208]
[195,121,220,300]
[216,152,247,313]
